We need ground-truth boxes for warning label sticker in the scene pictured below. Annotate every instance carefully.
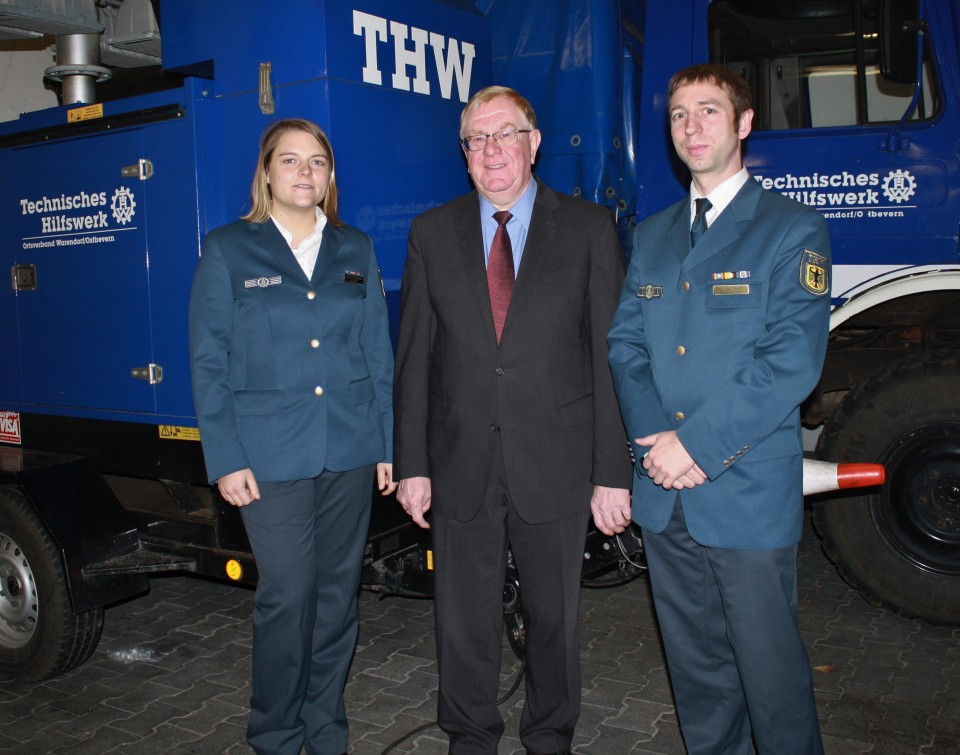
[158,425,201,442]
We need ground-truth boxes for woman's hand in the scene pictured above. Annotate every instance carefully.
[217,468,260,507]
[377,463,398,496]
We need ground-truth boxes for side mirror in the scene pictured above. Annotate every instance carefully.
[879,0,922,85]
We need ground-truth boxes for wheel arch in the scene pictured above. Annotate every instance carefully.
[829,267,960,331]
[0,449,149,613]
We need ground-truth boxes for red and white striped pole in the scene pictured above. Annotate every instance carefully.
[803,459,886,496]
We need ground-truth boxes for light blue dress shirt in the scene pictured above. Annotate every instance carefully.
[479,178,538,276]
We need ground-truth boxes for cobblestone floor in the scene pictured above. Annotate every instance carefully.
[0,512,957,754]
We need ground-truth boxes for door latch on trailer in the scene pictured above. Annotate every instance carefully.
[121,159,153,180]
[131,364,163,384]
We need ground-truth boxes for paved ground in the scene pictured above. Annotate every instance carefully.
[0,512,958,754]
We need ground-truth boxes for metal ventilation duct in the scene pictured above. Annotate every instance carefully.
[0,0,103,40]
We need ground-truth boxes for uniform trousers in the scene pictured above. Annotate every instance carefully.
[641,497,824,755]
[239,466,374,755]
[432,447,590,754]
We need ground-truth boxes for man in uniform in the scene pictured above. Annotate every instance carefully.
[607,63,830,753]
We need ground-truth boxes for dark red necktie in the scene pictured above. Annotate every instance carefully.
[487,210,514,343]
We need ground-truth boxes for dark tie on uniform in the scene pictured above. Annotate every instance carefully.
[488,210,514,343]
[690,197,712,248]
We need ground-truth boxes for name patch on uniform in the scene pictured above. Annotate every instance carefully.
[344,270,365,285]
[637,283,663,299]
[244,275,282,288]
[712,284,750,296]
[800,249,829,295]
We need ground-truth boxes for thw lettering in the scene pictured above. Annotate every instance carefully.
[353,10,475,103]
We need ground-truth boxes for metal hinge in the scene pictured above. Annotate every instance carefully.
[131,363,163,384]
[121,158,154,180]
[259,62,276,114]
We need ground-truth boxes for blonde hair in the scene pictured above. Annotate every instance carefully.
[242,118,343,226]
[460,86,538,137]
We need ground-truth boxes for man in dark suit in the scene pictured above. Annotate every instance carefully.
[393,86,632,754]
[607,64,830,753]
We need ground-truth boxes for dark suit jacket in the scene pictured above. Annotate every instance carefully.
[394,179,632,523]
[189,219,394,484]
[608,177,831,548]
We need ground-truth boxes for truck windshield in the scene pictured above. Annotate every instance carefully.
[708,0,939,130]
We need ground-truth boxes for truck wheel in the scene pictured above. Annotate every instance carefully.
[0,487,103,681]
[813,349,960,624]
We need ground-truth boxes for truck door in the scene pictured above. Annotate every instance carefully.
[707,0,958,300]
[703,0,960,625]
[9,130,156,414]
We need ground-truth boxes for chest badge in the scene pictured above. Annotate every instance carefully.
[637,283,663,299]
[244,275,282,289]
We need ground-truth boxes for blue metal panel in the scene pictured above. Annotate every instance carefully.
[190,0,491,344]
[8,129,156,414]
[140,91,205,419]
[161,0,334,92]
[480,0,639,214]
[1,0,491,426]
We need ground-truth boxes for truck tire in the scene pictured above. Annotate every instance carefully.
[0,487,103,681]
[813,349,960,625]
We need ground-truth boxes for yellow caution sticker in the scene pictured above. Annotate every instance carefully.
[225,560,243,581]
[67,103,104,123]
[158,425,201,441]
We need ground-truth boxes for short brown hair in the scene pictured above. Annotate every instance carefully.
[242,118,343,226]
[668,63,753,121]
[460,85,538,138]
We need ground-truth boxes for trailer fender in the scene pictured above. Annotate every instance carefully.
[0,449,149,613]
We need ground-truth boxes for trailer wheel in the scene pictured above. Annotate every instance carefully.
[813,349,960,624]
[0,488,103,681]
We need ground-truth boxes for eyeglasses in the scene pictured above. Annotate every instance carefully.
[460,128,532,152]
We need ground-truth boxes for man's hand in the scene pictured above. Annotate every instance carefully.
[636,431,707,490]
[217,468,260,507]
[397,476,432,529]
[591,485,632,536]
[377,463,398,496]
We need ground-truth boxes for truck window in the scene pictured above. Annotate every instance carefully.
[708,0,939,131]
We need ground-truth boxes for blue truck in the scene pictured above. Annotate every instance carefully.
[0,0,956,681]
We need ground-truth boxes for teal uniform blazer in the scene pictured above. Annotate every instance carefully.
[608,177,831,548]
[189,219,393,484]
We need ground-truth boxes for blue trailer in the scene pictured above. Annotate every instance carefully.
[0,0,956,680]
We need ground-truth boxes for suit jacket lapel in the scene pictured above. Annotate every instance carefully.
[666,202,689,263]
[453,179,561,345]
[681,178,763,269]
[250,221,306,282]
[506,179,559,337]
[453,196,499,337]
[311,224,341,285]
